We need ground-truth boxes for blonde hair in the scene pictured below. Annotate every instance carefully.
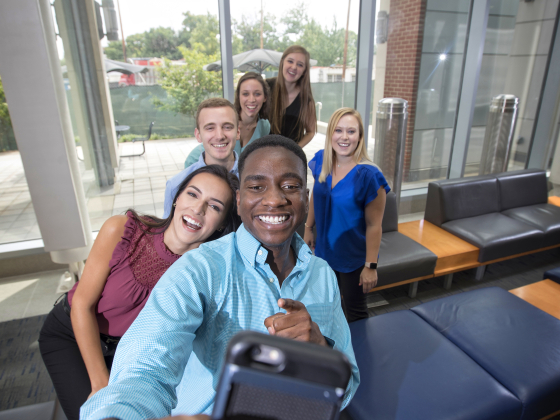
[270,45,316,143]
[319,108,374,183]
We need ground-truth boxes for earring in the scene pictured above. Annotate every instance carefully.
[173,203,176,207]
[218,227,224,232]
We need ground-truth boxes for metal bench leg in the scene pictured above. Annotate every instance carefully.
[475,265,486,281]
[443,273,453,290]
[408,281,418,298]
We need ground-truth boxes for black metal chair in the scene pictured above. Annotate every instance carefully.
[121,121,154,157]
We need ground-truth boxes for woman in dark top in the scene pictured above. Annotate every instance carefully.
[268,45,317,147]
[38,166,241,420]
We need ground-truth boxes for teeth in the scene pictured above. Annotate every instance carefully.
[339,143,349,147]
[258,215,288,224]
[183,216,202,229]
[213,143,227,148]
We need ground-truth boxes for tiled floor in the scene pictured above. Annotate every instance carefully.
[0,269,66,323]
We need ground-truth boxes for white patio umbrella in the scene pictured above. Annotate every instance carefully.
[203,48,317,73]
[104,59,149,74]
[61,59,149,75]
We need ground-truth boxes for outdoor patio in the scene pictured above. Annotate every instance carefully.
[0,133,334,246]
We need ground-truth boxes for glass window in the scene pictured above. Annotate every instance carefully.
[51,0,222,226]
[230,0,360,124]
[465,0,560,175]
[372,0,470,191]
[0,76,41,245]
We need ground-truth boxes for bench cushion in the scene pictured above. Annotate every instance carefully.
[441,213,544,262]
[377,231,437,285]
[502,203,560,247]
[544,266,560,283]
[381,192,398,233]
[347,310,522,420]
[425,175,499,227]
[411,287,560,420]
[496,169,548,211]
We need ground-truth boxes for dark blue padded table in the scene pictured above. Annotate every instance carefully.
[347,287,560,420]
[544,266,560,283]
[347,310,522,420]
[411,287,560,420]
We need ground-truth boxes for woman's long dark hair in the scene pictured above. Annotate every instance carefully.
[127,165,241,243]
[234,72,270,120]
[270,45,315,143]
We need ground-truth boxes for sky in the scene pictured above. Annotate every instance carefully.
[113,0,361,41]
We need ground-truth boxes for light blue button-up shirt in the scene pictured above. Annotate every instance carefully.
[81,225,360,420]
[163,151,239,218]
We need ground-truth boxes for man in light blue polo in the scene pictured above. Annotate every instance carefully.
[82,135,359,420]
[163,98,240,218]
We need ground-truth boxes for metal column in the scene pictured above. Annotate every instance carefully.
[479,95,519,175]
[218,0,234,103]
[447,0,490,179]
[374,98,408,210]
[354,0,376,146]
[54,0,116,187]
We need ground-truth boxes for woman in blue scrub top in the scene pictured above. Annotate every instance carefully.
[304,108,390,322]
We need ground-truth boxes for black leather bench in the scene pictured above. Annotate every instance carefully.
[424,169,560,279]
[376,192,437,297]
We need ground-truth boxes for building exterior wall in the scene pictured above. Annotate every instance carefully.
[382,0,427,179]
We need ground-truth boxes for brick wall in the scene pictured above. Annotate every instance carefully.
[382,0,427,180]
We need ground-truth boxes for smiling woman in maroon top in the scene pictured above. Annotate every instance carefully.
[38,165,241,420]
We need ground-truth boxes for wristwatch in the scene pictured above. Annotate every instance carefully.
[365,262,378,269]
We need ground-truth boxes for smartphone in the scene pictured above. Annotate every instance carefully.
[212,331,352,420]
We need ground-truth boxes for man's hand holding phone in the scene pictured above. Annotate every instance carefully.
[264,299,328,347]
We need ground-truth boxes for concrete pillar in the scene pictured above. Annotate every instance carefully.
[0,0,93,267]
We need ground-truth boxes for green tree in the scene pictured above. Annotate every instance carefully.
[233,13,283,52]
[105,40,125,60]
[125,33,147,57]
[104,31,171,60]
[144,27,182,60]
[154,46,222,117]
[179,12,209,49]
[188,13,220,56]
[281,3,309,38]
[0,76,15,151]
[298,18,357,67]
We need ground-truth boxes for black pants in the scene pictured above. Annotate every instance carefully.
[335,266,369,323]
[38,299,114,420]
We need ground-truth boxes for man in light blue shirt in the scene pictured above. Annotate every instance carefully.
[163,98,240,218]
[81,135,360,420]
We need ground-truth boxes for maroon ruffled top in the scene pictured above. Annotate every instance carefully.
[67,212,181,336]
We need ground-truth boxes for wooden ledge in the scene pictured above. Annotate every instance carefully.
[549,196,560,207]
[369,274,434,293]
[510,279,560,320]
[398,220,480,276]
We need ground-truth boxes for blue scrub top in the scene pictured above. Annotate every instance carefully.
[309,150,390,273]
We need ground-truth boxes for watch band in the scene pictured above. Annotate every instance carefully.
[365,262,378,269]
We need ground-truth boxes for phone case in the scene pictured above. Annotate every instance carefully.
[212,331,352,420]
